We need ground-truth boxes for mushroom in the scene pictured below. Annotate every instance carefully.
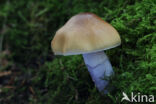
[51,13,121,94]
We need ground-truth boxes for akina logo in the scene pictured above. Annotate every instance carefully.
[121,92,155,103]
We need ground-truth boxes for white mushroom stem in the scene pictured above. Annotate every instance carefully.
[82,51,114,94]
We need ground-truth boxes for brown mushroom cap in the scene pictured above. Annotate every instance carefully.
[51,13,121,55]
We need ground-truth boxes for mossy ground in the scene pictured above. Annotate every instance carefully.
[0,0,156,104]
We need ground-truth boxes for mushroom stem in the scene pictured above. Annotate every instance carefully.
[82,51,114,94]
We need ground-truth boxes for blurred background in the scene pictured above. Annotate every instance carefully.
[0,0,156,104]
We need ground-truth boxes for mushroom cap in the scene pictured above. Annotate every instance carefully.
[51,13,121,55]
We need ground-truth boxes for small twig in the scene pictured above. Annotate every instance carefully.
[59,59,63,66]
[29,86,35,95]
[59,59,64,70]
[66,75,77,81]
[0,71,11,77]
[4,85,15,89]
